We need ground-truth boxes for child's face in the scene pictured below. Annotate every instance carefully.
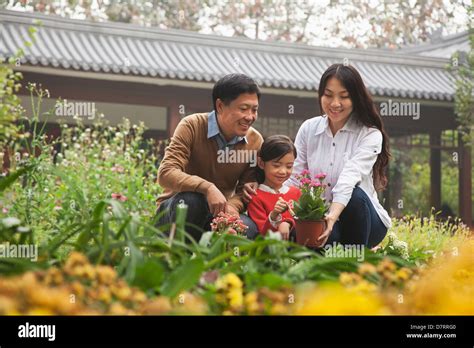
[258,152,295,189]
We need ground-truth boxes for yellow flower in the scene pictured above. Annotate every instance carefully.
[112,286,132,302]
[358,263,377,276]
[395,268,412,281]
[109,303,129,315]
[293,283,388,315]
[348,280,378,293]
[44,267,64,285]
[25,308,54,315]
[71,264,96,280]
[401,239,474,315]
[0,295,17,314]
[140,298,173,315]
[216,273,243,291]
[377,258,396,273]
[244,292,260,315]
[64,252,89,273]
[70,281,85,298]
[97,286,112,304]
[269,303,287,315]
[96,265,117,285]
[227,288,243,311]
[339,272,362,286]
[131,291,147,304]
[172,292,208,315]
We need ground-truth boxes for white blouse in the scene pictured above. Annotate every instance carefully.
[285,114,392,228]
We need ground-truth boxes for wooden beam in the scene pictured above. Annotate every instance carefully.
[430,131,442,212]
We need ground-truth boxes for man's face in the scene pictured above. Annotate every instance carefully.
[216,93,259,140]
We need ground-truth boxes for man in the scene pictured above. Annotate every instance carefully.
[155,74,263,241]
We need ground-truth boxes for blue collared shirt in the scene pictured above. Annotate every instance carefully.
[207,111,248,150]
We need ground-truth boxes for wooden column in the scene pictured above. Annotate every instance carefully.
[167,103,182,138]
[429,131,442,212]
[458,136,472,226]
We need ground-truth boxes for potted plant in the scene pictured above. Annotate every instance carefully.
[292,170,329,248]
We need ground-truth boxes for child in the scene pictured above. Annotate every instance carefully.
[247,135,301,240]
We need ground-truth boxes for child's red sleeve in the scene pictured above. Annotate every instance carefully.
[247,196,274,235]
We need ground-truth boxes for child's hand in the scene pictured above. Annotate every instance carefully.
[270,197,288,220]
[278,222,291,241]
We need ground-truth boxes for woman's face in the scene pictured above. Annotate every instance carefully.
[320,77,353,125]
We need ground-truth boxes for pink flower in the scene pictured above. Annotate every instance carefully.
[111,165,125,173]
[310,180,321,187]
[111,193,127,202]
[211,212,248,235]
[301,169,311,176]
[315,173,327,179]
[2,207,8,214]
[301,177,311,185]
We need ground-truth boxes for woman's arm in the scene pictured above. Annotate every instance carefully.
[331,128,383,206]
[318,128,383,245]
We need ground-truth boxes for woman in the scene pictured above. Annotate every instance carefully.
[244,64,391,248]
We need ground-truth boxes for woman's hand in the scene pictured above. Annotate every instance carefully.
[242,182,258,204]
[317,213,337,246]
[317,202,345,246]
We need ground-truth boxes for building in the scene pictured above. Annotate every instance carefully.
[0,10,471,225]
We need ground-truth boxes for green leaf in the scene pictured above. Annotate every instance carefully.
[0,165,33,193]
[160,257,204,298]
[131,259,165,291]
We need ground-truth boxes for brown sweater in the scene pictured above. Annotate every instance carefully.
[157,113,263,212]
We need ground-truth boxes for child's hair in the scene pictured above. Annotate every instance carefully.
[256,135,297,184]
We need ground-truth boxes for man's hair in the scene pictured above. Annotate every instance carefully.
[212,74,261,111]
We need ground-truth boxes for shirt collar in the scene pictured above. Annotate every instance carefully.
[258,184,290,194]
[207,111,248,146]
[316,114,359,136]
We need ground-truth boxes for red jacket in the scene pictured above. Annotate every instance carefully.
[247,185,301,235]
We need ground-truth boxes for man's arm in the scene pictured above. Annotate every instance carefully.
[227,164,258,213]
[158,118,213,194]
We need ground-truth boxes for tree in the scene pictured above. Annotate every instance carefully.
[4,0,470,48]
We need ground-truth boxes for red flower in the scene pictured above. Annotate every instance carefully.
[111,193,127,202]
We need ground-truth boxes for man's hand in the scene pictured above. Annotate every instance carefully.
[270,197,289,220]
[242,182,258,204]
[278,222,291,241]
[206,185,227,217]
[225,204,240,217]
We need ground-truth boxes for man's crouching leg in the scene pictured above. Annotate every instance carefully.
[155,192,213,242]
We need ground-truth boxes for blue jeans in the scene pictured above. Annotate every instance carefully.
[325,186,387,248]
[155,192,258,242]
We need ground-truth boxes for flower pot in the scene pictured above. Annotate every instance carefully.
[295,219,326,248]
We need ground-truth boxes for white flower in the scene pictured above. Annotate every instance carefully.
[2,217,21,228]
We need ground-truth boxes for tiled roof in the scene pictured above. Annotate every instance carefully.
[0,10,458,101]
[400,31,469,59]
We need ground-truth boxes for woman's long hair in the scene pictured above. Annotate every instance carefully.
[318,64,390,191]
